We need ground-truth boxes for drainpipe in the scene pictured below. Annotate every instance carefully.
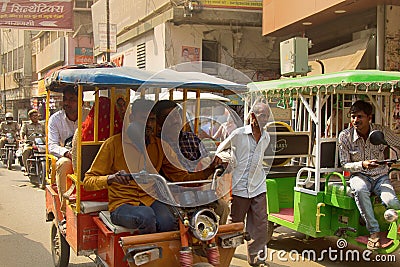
[376,5,385,70]
[316,59,325,74]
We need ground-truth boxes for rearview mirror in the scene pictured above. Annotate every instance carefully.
[369,130,387,146]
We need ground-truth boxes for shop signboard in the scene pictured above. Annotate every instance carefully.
[75,47,94,64]
[202,0,262,9]
[98,23,117,53]
[0,0,73,30]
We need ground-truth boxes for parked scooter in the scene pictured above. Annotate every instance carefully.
[1,133,18,170]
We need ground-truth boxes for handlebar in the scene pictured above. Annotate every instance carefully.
[374,159,399,165]
[120,166,226,207]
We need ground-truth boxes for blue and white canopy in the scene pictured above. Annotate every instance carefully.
[45,65,246,93]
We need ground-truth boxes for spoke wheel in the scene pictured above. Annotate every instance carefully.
[51,220,70,267]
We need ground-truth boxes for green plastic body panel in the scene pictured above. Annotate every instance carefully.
[324,183,357,210]
[266,177,296,214]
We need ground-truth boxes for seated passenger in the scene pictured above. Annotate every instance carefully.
[48,86,89,214]
[325,108,343,137]
[71,96,124,172]
[83,99,222,233]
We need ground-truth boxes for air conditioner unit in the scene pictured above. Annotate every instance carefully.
[280,37,309,76]
[13,72,23,85]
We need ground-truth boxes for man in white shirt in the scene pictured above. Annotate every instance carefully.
[48,86,87,214]
[216,102,270,266]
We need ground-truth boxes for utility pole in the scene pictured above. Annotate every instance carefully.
[106,0,110,62]
[0,29,6,114]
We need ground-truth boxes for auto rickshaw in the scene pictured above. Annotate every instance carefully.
[246,70,400,254]
[44,64,248,267]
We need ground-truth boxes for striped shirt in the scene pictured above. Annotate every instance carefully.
[338,124,400,179]
[216,125,270,198]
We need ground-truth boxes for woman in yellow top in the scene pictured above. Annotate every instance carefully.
[84,99,221,234]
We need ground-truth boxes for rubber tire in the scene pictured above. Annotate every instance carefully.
[266,220,274,243]
[7,149,13,170]
[39,161,46,189]
[193,263,214,267]
[51,220,70,267]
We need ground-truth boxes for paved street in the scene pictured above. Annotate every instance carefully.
[0,164,399,267]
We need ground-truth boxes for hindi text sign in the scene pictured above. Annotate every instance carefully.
[99,23,117,53]
[0,0,73,30]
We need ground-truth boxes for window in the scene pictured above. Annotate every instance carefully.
[7,51,12,72]
[12,48,17,70]
[0,54,3,74]
[17,46,23,69]
[202,40,219,75]
[74,0,93,9]
[50,32,58,43]
[137,43,146,69]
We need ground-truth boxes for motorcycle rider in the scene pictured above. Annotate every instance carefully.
[20,109,45,173]
[0,112,20,157]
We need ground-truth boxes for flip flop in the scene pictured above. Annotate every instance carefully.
[367,237,380,250]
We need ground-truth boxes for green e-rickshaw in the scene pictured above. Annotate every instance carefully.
[247,70,400,254]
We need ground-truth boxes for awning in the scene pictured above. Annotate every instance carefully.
[131,91,230,102]
[308,37,370,76]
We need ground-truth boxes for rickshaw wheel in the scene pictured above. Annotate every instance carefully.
[193,263,213,267]
[266,221,274,243]
[51,220,70,267]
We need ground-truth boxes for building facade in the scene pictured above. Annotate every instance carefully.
[0,29,34,121]
[0,0,94,120]
[91,0,277,82]
[262,0,400,75]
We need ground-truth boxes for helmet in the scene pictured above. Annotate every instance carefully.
[28,109,38,117]
[5,112,13,119]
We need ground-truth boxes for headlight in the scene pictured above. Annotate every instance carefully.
[384,209,399,223]
[190,209,219,241]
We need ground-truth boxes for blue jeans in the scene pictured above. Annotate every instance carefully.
[350,173,400,234]
[110,201,178,234]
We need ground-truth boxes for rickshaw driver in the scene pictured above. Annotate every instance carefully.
[0,112,20,157]
[338,100,400,250]
[48,86,88,215]
[153,100,230,225]
[20,109,45,173]
[83,99,223,234]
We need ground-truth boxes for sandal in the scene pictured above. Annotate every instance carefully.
[367,237,381,250]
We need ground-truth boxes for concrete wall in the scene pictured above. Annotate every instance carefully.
[166,23,276,80]
[385,5,400,71]
[262,0,345,35]
[92,0,169,49]
[99,23,166,72]
[1,29,25,53]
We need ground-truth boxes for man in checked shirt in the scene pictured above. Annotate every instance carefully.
[153,100,229,225]
[338,100,400,250]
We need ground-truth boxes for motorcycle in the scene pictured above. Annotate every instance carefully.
[1,133,18,170]
[20,133,46,188]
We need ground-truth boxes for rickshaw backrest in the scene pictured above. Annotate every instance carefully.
[80,144,102,180]
[265,132,310,167]
[320,140,337,168]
